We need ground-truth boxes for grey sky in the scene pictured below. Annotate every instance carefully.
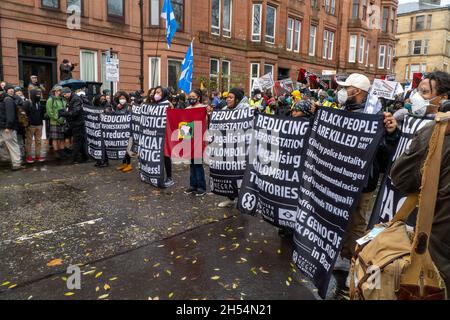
[398,0,450,4]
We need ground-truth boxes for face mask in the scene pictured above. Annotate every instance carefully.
[338,89,348,105]
[188,98,198,106]
[255,94,262,100]
[119,99,127,105]
[154,94,162,102]
[77,91,85,96]
[410,92,430,117]
[286,97,292,105]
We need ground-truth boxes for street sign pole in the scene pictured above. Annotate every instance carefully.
[109,47,113,104]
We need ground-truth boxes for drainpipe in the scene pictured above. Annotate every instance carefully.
[139,0,144,91]
[0,15,4,81]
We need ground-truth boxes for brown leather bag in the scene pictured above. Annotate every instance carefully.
[350,113,450,300]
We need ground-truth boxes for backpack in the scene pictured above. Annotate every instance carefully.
[350,113,450,300]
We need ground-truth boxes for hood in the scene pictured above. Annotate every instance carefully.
[30,89,42,103]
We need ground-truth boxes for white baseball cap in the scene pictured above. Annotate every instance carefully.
[336,73,371,92]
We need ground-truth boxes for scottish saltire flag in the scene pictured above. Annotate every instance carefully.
[178,40,194,94]
[161,0,178,48]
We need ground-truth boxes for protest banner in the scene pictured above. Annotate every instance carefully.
[131,104,142,154]
[100,111,131,160]
[238,114,310,229]
[138,103,169,186]
[274,79,294,96]
[206,107,254,198]
[368,115,433,226]
[292,108,384,298]
[83,106,103,160]
[370,79,399,100]
[164,107,207,160]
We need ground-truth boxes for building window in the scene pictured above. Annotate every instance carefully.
[427,14,432,29]
[325,0,335,15]
[309,25,317,57]
[413,40,422,55]
[168,59,182,91]
[358,36,365,64]
[287,18,293,51]
[150,0,159,26]
[447,40,450,56]
[221,60,231,91]
[101,52,118,93]
[405,64,409,81]
[410,64,420,80]
[382,7,389,33]
[67,0,81,11]
[362,0,367,21]
[424,40,429,55]
[252,4,262,42]
[107,0,124,18]
[365,41,370,67]
[378,45,386,69]
[42,0,59,9]
[415,15,425,31]
[352,0,359,20]
[311,0,318,9]
[80,50,98,82]
[172,0,184,31]
[348,35,357,63]
[421,63,427,73]
[265,5,276,44]
[250,63,260,91]
[210,58,219,90]
[149,57,161,88]
[387,46,392,70]
[264,64,274,76]
[323,30,334,60]
[223,0,232,37]
[391,8,395,33]
[323,31,329,59]
[410,17,414,32]
[211,0,221,35]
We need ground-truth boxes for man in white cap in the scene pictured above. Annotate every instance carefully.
[333,73,400,293]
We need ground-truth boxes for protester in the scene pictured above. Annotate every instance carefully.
[60,59,76,81]
[390,71,450,296]
[211,91,221,109]
[292,100,314,118]
[27,75,46,96]
[0,84,24,170]
[249,89,266,112]
[333,74,400,287]
[114,92,133,173]
[59,87,88,164]
[46,85,67,160]
[184,89,207,197]
[24,89,45,163]
[218,87,250,208]
[14,87,29,158]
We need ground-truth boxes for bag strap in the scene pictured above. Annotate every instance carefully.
[391,193,419,224]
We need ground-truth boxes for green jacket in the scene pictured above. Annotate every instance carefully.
[46,96,66,126]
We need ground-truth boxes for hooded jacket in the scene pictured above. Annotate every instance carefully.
[25,90,45,126]
[60,93,85,127]
[0,92,19,130]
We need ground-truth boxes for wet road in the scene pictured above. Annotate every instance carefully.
[0,159,321,300]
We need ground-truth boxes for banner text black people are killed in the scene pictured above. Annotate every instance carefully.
[369,115,432,226]
[293,108,384,299]
[83,106,103,160]
[138,103,168,187]
[238,114,310,229]
[131,104,142,153]
[100,112,131,160]
[207,108,254,198]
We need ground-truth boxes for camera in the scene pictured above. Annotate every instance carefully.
[440,100,450,112]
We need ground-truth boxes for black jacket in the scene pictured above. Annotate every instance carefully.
[24,91,45,126]
[0,93,18,130]
[60,93,85,127]
[60,63,75,81]
[344,100,400,193]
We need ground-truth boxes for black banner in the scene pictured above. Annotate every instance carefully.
[238,114,310,229]
[131,104,142,154]
[206,108,254,198]
[368,115,432,226]
[83,106,103,160]
[100,112,131,160]
[292,108,384,299]
[138,103,168,187]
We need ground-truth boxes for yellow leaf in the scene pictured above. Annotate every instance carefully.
[192,260,197,264]
[232,283,238,289]
[95,272,103,278]
[95,287,100,292]
[153,263,161,267]
[288,277,293,282]
[211,276,220,280]
[83,270,96,276]
[165,270,172,276]
[277,249,282,254]
[109,277,118,281]
[8,284,17,289]
[168,292,174,299]
[104,284,111,291]
[64,292,75,296]
[181,276,187,281]
[259,267,269,274]
[219,247,226,251]
[98,294,109,300]
[286,281,291,286]
[1,282,10,286]
[47,259,63,267]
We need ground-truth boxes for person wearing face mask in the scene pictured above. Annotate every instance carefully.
[112,92,133,172]
[23,89,45,163]
[409,73,449,118]
[333,73,400,290]
[250,89,267,112]
[145,88,156,104]
[183,89,208,197]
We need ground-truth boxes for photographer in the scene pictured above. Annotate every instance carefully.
[60,59,77,81]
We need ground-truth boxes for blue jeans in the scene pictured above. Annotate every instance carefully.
[190,160,206,191]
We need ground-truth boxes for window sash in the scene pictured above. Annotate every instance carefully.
[387,46,392,69]
[294,20,301,52]
[323,31,329,59]
[42,0,59,9]
[107,0,124,18]
[358,36,365,64]
[382,7,389,33]
[378,45,386,69]
[211,0,221,35]
[265,5,276,44]
[348,35,357,63]
[150,0,159,26]
[221,60,231,91]
[80,50,98,82]
[328,31,334,60]
[252,4,262,41]
[309,25,316,56]
[223,0,232,37]
[250,63,260,90]
[365,41,369,67]
[415,15,425,30]
[149,57,161,88]
[264,64,274,76]
[287,18,293,51]
[352,0,359,19]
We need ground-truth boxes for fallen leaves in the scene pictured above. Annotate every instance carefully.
[95,272,103,278]
[98,294,109,300]
[168,292,174,299]
[47,259,63,267]
[64,292,75,296]
[211,276,221,281]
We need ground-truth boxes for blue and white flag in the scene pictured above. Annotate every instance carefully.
[161,0,178,48]
[178,40,194,94]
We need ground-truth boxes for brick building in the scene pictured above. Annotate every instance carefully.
[0,0,397,96]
